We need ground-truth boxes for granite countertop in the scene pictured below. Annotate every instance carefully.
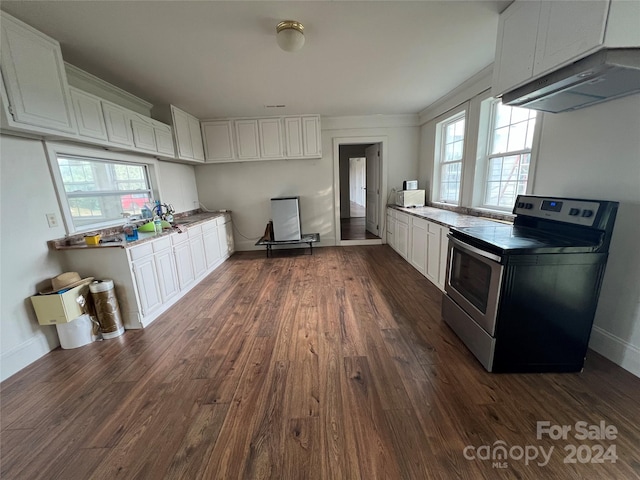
[51,211,230,251]
[388,205,512,228]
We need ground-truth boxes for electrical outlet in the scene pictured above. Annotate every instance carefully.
[46,213,58,228]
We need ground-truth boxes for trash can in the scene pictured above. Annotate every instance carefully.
[55,314,97,349]
[89,280,124,339]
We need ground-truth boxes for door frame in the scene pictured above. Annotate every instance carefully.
[333,136,388,246]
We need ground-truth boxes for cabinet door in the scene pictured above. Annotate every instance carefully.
[235,119,260,160]
[154,127,175,156]
[491,0,542,96]
[302,116,321,157]
[132,256,162,316]
[425,222,442,284]
[131,120,157,152]
[188,115,205,161]
[190,235,207,279]
[70,87,107,140]
[396,219,409,260]
[258,118,284,159]
[172,106,194,159]
[202,120,235,162]
[0,13,76,134]
[154,248,179,302]
[225,221,235,254]
[203,228,222,268]
[533,0,608,77]
[438,228,450,291]
[409,218,428,275]
[173,242,195,290]
[218,222,231,257]
[102,102,134,147]
[386,214,395,248]
[284,117,303,158]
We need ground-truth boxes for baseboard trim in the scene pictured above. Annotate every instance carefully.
[338,239,383,246]
[1,332,59,382]
[589,325,640,378]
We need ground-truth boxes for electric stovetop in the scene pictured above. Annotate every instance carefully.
[450,224,603,256]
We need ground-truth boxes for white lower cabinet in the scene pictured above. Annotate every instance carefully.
[154,246,179,302]
[190,235,207,279]
[395,212,410,260]
[388,207,450,292]
[173,239,195,290]
[409,217,428,275]
[132,255,163,316]
[203,222,222,268]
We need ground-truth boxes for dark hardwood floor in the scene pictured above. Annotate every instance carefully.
[340,217,379,240]
[2,246,639,479]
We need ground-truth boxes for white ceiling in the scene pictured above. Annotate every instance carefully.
[1,1,511,119]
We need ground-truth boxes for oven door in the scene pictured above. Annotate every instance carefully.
[445,236,504,336]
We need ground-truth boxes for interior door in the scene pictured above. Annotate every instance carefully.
[365,144,380,236]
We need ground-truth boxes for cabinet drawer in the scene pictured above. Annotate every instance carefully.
[396,213,409,225]
[129,243,153,261]
[428,222,442,234]
[152,236,172,252]
[412,217,429,230]
[187,224,203,238]
[171,232,190,245]
[202,219,217,232]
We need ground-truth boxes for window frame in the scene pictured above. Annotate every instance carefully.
[473,97,542,213]
[433,107,468,206]
[45,142,160,234]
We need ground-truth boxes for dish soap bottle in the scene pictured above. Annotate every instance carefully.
[153,215,162,234]
[122,213,138,241]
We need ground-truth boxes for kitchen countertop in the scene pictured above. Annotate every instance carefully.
[50,211,230,251]
[388,204,512,228]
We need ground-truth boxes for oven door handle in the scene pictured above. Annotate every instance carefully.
[449,236,502,263]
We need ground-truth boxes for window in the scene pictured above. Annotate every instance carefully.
[55,155,153,231]
[481,101,537,209]
[435,111,466,204]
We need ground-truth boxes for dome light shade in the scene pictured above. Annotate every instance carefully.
[276,20,305,52]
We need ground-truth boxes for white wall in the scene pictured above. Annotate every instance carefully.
[156,161,199,213]
[194,115,420,251]
[532,94,640,376]
[1,135,66,381]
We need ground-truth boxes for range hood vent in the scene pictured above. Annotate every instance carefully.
[502,49,640,113]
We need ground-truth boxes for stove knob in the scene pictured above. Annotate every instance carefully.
[517,202,525,208]
[569,208,581,216]
[525,203,534,209]
[581,210,593,218]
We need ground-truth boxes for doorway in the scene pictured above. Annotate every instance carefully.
[335,139,386,244]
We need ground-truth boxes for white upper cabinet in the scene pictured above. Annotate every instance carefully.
[153,122,175,157]
[130,116,157,152]
[235,119,260,160]
[284,116,303,158]
[202,120,235,162]
[69,87,107,140]
[188,115,205,161]
[533,0,608,77]
[492,0,639,97]
[201,114,321,163]
[491,1,541,97]
[172,106,194,159]
[0,12,76,134]
[258,118,284,159]
[301,115,321,157]
[102,101,134,147]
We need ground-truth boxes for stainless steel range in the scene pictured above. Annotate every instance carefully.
[442,195,618,373]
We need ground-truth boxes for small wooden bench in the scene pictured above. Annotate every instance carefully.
[255,233,320,258]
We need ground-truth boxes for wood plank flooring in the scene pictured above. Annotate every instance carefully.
[340,217,379,240]
[2,246,639,479]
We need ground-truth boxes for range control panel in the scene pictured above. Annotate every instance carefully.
[513,195,601,226]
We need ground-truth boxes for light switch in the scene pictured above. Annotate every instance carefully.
[46,213,58,228]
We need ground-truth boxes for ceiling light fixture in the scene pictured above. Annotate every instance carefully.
[276,20,305,52]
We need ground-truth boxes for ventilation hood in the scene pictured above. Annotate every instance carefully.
[501,49,640,113]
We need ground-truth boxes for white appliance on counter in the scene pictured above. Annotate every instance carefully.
[271,196,302,241]
[396,189,425,207]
